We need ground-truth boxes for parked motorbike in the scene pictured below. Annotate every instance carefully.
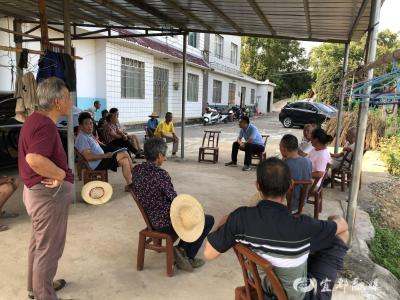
[203,107,229,125]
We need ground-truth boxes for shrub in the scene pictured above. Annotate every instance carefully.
[369,215,400,279]
[379,135,400,176]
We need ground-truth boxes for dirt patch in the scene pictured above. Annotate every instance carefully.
[368,177,400,230]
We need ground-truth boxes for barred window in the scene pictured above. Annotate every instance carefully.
[231,43,238,65]
[187,73,199,102]
[229,83,236,105]
[250,89,255,104]
[121,57,145,99]
[188,32,199,48]
[214,35,224,59]
[212,80,222,103]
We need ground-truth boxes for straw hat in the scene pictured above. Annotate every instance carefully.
[148,112,159,118]
[170,194,205,242]
[248,191,263,207]
[81,181,113,205]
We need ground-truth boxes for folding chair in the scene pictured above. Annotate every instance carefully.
[198,130,221,163]
[130,191,177,277]
[251,135,270,166]
[74,147,108,184]
[233,243,287,300]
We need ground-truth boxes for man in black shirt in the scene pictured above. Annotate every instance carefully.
[204,157,349,300]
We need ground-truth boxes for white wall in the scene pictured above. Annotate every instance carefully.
[152,34,204,58]
[209,34,241,71]
[95,40,106,99]
[74,39,97,98]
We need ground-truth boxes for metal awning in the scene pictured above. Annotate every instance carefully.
[0,0,373,43]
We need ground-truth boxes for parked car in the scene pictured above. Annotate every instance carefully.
[279,101,337,128]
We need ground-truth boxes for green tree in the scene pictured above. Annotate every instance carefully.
[241,37,311,99]
[309,29,400,105]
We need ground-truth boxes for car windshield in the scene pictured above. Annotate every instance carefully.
[314,103,333,113]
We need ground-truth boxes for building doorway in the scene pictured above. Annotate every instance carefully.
[240,86,246,108]
[153,67,169,117]
[267,91,272,113]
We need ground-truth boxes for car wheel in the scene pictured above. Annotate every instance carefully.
[283,117,293,128]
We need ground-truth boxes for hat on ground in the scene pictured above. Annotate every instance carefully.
[170,194,205,243]
[148,112,160,118]
[81,181,113,205]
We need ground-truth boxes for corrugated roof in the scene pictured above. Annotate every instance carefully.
[0,0,374,43]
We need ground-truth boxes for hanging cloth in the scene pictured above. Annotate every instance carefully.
[36,49,77,92]
[14,72,38,123]
[18,49,29,69]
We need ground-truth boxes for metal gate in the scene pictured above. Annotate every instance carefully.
[153,67,169,117]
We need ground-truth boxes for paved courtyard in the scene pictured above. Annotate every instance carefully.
[0,113,385,299]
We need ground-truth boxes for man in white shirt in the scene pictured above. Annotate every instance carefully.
[330,128,356,169]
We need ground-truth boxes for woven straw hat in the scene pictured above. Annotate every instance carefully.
[170,194,205,242]
[81,181,113,205]
[148,112,160,118]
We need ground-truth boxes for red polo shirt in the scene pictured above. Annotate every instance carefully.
[18,112,74,188]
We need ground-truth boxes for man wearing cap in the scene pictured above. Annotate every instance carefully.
[132,138,214,272]
[146,112,159,138]
[204,157,349,299]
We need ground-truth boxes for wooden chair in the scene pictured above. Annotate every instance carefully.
[330,151,352,192]
[233,243,287,300]
[74,147,108,184]
[251,135,270,166]
[306,164,330,219]
[198,130,221,163]
[286,180,313,216]
[130,191,177,277]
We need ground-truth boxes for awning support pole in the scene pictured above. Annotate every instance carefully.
[180,32,187,159]
[63,0,76,203]
[38,0,49,51]
[334,42,350,153]
[346,0,381,246]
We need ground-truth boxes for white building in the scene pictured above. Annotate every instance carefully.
[0,18,275,124]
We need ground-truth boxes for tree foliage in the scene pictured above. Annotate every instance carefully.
[240,37,312,99]
[309,29,400,105]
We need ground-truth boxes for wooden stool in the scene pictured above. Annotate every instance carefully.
[251,134,270,166]
[198,130,221,164]
[307,164,330,219]
[233,243,287,300]
[75,147,108,184]
[130,192,177,277]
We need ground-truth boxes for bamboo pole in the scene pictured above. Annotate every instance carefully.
[0,45,82,59]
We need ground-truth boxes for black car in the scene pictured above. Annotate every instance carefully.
[279,101,337,128]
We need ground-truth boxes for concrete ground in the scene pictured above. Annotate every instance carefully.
[0,113,388,300]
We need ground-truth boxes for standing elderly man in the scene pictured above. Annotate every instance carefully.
[18,77,74,300]
[225,116,264,171]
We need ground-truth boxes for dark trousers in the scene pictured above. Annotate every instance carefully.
[304,237,349,300]
[159,214,215,259]
[108,138,138,154]
[231,141,265,166]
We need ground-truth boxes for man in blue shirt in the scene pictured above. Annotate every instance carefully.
[146,112,159,138]
[225,116,264,171]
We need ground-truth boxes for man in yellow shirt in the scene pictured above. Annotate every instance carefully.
[155,112,179,155]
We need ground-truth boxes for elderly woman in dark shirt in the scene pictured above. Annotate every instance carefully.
[131,138,214,272]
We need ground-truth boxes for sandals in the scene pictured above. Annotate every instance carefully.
[0,211,19,219]
[28,279,67,299]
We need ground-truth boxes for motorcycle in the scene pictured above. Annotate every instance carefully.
[203,107,229,125]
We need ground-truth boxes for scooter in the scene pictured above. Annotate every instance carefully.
[203,107,229,125]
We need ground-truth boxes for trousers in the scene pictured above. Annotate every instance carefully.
[158,214,215,259]
[23,182,72,300]
[231,141,265,166]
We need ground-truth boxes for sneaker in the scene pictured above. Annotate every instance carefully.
[189,258,205,268]
[242,165,251,171]
[28,279,67,299]
[173,246,193,272]
[225,161,237,166]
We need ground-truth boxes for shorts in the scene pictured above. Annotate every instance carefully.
[95,153,119,172]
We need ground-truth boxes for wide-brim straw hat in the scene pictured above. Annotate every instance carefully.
[81,181,113,205]
[248,191,263,207]
[148,112,160,118]
[170,194,205,242]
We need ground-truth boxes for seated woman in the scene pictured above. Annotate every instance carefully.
[102,113,144,158]
[308,128,333,187]
[109,107,144,157]
[75,112,133,191]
